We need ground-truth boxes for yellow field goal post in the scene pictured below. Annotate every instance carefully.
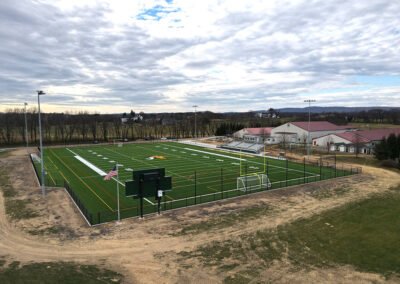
[237,145,271,191]
[239,145,267,176]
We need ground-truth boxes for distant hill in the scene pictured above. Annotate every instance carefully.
[275,106,400,113]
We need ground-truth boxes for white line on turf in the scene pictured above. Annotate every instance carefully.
[66,148,107,176]
[179,147,246,161]
[66,148,158,207]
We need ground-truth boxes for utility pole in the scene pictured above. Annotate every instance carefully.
[304,99,316,158]
[37,90,46,196]
[116,163,120,222]
[192,105,198,140]
[24,102,28,148]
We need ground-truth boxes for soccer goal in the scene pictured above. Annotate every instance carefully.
[237,173,271,192]
[113,139,125,147]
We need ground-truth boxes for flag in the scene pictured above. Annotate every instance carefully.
[104,165,118,180]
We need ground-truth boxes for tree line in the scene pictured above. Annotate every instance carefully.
[374,134,400,167]
[1,107,399,146]
[0,108,224,146]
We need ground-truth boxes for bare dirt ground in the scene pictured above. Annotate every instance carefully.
[0,148,399,283]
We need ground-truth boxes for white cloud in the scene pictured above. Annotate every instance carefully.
[0,0,399,113]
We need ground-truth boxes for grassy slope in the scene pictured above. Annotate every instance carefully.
[279,186,400,275]
[0,261,122,284]
[179,186,400,282]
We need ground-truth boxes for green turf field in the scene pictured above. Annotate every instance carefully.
[31,142,359,225]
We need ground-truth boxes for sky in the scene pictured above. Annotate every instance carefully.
[0,0,399,113]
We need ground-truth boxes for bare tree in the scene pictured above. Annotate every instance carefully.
[323,135,334,153]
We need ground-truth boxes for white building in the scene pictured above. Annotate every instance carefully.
[313,128,400,154]
[270,121,355,144]
[233,127,273,144]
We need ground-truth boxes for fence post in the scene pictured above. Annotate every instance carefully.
[245,163,248,193]
[220,168,223,199]
[194,171,197,205]
[334,153,337,177]
[319,156,322,180]
[303,157,306,184]
[285,159,288,187]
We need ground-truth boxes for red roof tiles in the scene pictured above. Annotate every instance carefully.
[334,128,400,143]
[244,127,273,135]
[291,121,352,132]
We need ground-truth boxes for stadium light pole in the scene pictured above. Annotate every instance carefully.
[193,105,198,140]
[304,99,316,158]
[37,90,46,196]
[24,102,29,148]
[116,163,120,222]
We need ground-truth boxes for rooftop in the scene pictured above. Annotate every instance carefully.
[244,127,273,135]
[335,128,400,143]
[291,121,353,132]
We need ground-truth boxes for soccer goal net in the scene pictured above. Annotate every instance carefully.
[113,139,125,147]
[237,174,271,192]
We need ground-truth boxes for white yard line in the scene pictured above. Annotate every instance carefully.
[179,147,247,161]
[144,198,155,205]
[74,155,108,176]
[67,148,123,184]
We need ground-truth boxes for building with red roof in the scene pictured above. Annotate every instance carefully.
[270,121,356,145]
[233,127,273,143]
[313,128,400,154]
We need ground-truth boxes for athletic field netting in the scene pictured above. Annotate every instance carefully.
[31,141,361,225]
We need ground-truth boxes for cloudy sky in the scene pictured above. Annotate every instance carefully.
[0,0,399,113]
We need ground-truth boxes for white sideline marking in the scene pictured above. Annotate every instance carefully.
[216,159,224,162]
[110,160,115,163]
[125,168,133,171]
[97,154,102,157]
[250,166,259,169]
[144,198,155,205]
[66,148,107,176]
[183,147,246,161]
[66,148,155,206]
[231,162,240,166]
[103,157,108,160]
[117,164,123,167]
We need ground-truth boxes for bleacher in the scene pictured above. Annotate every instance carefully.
[220,141,264,153]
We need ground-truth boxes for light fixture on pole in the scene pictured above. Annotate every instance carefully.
[304,99,316,158]
[192,105,198,140]
[37,90,46,196]
[24,102,28,148]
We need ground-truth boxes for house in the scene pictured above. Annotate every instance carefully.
[313,128,400,154]
[233,127,273,144]
[121,114,143,124]
[270,121,355,145]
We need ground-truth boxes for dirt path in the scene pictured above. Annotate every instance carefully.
[0,149,399,283]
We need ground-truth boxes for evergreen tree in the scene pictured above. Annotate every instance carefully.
[386,134,398,160]
[374,137,388,160]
